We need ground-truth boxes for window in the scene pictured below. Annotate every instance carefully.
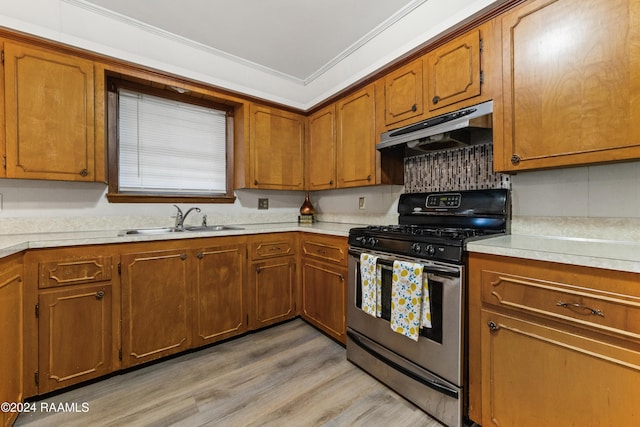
[107,78,235,203]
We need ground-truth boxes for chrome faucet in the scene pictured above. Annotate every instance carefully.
[173,205,201,230]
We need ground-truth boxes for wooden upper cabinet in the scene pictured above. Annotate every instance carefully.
[384,59,424,126]
[3,41,97,181]
[336,84,377,188]
[248,104,304,190]
[425,29,482,112]
[305,104,337,190]
[495,0,640,171]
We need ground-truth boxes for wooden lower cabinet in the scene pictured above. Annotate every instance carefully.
[480,309,640,427]
[192,240,248,346]
[0,254,24,427]
[300,234,348,343]
[120,247,192,367]
[468,253,640,426]
[38,283,114,393]
[248,234,297,329]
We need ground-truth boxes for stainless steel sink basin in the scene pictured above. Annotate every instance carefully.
[121,225,243,235]
[184,225,244,232]
[122,227,184,235]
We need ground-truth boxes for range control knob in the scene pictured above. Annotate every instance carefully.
[367,237,378,247]
[411,243,422,253]
[426,245,436,256]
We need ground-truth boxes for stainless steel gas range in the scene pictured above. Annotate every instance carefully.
[346,189,509,427]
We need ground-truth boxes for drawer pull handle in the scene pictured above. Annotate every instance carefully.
[556,301,604,317]
[95,290,105,300]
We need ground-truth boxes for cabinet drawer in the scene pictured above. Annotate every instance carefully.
[481,270,640,341]
[39,256,112,288]
[251,236,295,260]
[302,238,346,264]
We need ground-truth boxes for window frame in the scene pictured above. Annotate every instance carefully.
[106,77,236,203]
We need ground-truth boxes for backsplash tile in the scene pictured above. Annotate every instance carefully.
[403,143,510,193]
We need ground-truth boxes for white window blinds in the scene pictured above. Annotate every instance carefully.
[118,89,228,195]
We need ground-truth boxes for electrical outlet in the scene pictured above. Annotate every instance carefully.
[258,198,269,210]
[358,197,366,210]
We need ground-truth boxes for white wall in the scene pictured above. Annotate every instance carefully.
[511,161,640,218]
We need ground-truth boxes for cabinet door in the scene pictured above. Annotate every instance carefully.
[0,259,23,427]
[425,29,481,112]
[192,243,247,346]
[305,104,336,190]
[38,283,113,393]
[249,104,304,190]
[121,249,191,367]
[336,84,376,188]
[497,0,640,171]
[250,258,296,328]
[3,41,96,181]
[384,59,424,126]
[481,310,640,427]
[301,260,347,343]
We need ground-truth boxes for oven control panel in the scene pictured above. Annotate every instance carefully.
[426,193,461,208]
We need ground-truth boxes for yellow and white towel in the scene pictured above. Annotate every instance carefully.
[360,253,380,317]
[390,260,431,341]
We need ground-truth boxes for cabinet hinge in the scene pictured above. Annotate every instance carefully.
[34,370,39,386]
[35,303,39,318]
[117,262,121,275]
[1,50,4,65]
[480,70,484,85]
[118,348,122,361]
[2,155,6,170]
[246,314,249,325]
[479,38,484,52]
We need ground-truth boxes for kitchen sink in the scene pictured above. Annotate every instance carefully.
[121,225,243,235]
[122,227,184,235]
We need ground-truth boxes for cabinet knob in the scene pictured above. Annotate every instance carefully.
[95,290,105,300]
[79,169,89,177]
[487,320,499,332]
[180,253,188,261]
[197,252,204,259]
[411,104,417,112]
[254,179,259,185]
[367,175,372,182]
[329,180,334,185]
[339,274,344,281]
[432,96,440,105]
[511,154,521,165]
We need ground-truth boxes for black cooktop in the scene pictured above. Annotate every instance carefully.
[349,189,510,263]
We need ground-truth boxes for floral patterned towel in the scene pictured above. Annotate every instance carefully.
[360,253,380,317]
[390,260,428,341]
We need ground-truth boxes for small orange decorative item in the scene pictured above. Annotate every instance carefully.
[299,192,316,223]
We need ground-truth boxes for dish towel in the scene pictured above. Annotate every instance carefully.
[360,253,380,317]
[390,260,430,341]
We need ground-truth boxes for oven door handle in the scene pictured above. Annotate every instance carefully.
[349,250,460,278]
[347,330,459,399]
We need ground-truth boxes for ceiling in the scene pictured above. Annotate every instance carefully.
[82,0,423,84]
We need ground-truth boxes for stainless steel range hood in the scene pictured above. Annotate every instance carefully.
[377,100,493,155]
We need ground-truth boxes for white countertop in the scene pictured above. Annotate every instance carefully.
[467,234,640,273]
[0,222,361,259]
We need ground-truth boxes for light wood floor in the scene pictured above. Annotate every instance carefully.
[16,319,440,426]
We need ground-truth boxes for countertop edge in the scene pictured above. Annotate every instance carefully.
[467,235,640,273]
[0,222,360,260]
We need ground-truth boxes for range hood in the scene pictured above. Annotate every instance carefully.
[377,100,493,155]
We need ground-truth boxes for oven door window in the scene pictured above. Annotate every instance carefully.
[355,259,444,344]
